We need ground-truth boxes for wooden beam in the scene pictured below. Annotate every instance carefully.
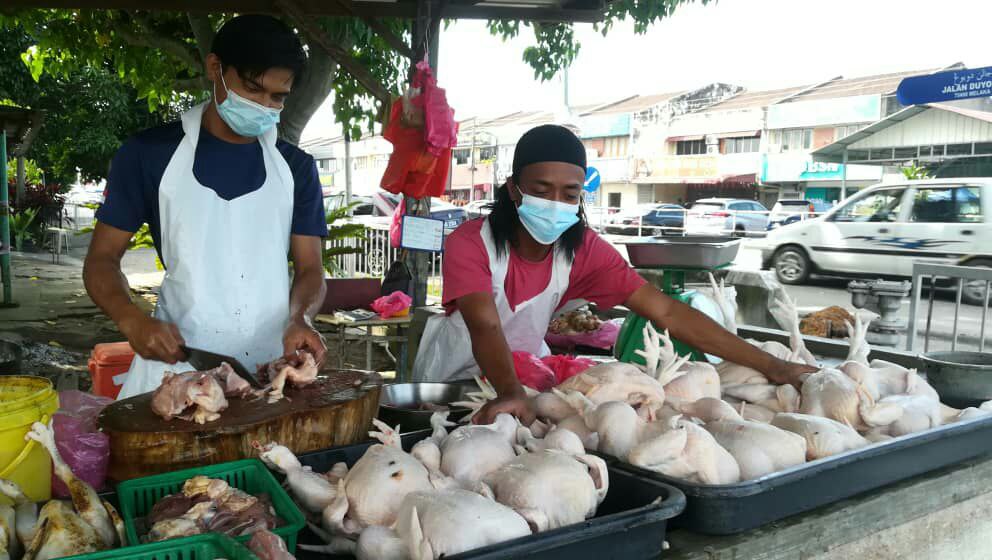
[363,18,415,61]
[275,0,392,105]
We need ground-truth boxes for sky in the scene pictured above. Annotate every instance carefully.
[301,0,992,141]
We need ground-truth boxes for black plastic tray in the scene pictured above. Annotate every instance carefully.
[294,430,686,560]
[610,414,992,535]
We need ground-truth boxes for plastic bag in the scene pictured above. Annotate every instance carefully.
[512,351,556,392]
[372,290,413,319]
[544,320,621,350]
[389,196,406,249]
[380,100,452,198]
[410,59,458,156]
[540,355,596,385]
[52,391,112,497]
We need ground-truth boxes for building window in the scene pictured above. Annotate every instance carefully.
[779,128,813,152]
[608,192,622,209]
[478,146,497,162]
[723,136,760,154]
[453,148,470,165]
[676,139,706,155]
[602,136,629,158]
[835,124,868,141]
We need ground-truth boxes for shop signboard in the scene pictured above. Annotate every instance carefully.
[897,66,992,105]
[577,113,631,139]
[767,94,881,129]
[761,154,882,183]
[648,155,719,180]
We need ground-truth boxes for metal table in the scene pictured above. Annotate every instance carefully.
[315,313,412,379]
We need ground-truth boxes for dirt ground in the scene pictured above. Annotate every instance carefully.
[0,252,396,391]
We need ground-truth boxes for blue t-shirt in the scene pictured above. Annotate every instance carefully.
[96,121,327,266]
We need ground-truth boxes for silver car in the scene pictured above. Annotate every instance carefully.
[685,198,769,236]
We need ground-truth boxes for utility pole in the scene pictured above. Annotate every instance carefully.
[469,121,476,203]
[343,130,353,206]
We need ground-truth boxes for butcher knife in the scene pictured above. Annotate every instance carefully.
[181,345,264,389]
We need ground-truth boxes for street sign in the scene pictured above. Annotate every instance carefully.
[897,66,992,105]
[584,167,601,192]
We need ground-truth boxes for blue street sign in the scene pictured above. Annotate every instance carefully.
[897,66,992,106]
[584,167,601,192]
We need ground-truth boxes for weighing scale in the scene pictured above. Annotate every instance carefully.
[614,237,742,365]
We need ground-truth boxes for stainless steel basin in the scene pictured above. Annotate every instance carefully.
[920,351,992,407]
[378,383,473,431]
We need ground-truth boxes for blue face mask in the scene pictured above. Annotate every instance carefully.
[214,70,281,137]
[515,184,580,245]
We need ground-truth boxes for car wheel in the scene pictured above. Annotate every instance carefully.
[961,258,992,306]
[732,225,747,238]
[773,246,811,285]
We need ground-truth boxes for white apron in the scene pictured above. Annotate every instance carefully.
[117,102,294,399]
[412,221,572,382]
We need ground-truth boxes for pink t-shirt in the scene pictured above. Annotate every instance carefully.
[442,218,646,314]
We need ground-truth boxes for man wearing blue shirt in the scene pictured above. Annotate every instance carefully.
[84,15,328,398]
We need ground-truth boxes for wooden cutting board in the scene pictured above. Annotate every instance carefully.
[99,369,382,481]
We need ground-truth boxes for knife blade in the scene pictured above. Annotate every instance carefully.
[181,345,264,389]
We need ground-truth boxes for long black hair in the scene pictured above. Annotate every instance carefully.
[486,181,588,263]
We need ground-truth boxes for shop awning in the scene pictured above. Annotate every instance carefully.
[666,135,704,142]
[712,130,761,139]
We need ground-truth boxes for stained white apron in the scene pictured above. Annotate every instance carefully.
[412,220,572,382]
[117,102,294,399]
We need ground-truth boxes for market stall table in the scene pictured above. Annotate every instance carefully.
[315,313,412,378]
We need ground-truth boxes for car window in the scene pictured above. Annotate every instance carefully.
[728,202,748,211]
[831,188,905,223]
[910,186,983,223]
[749,202,766,212]
[692,203,724,211]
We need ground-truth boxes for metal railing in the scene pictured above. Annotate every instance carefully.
[586,206,829,238]
[907,261,992,352]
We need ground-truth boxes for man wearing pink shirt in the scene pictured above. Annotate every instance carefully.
[412,125,815,424]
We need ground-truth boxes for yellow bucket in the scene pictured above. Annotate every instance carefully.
[0,376,59,503]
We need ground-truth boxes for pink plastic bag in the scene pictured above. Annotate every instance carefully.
[52,391,112,497]
[410,59,458,156]
[372,291,413,319]
[389,196,406,249]
[545,320,621,350]
[512,351,556,392]
[541,355,596,385]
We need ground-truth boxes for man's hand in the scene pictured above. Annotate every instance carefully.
[765,359,818,388]
[119,309,185,364]
[283,317,327,366]
[474,392,535,426]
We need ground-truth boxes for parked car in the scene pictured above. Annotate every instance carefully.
[374,192,468,235]
[685,198,769,236]
[767,199,833,230]
[760,178,992,304]
[465,199,492,219]
[605,203,685,235]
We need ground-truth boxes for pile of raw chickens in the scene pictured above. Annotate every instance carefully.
[150,352,319,424]
[256,412,608,560]
[460,284,992,485]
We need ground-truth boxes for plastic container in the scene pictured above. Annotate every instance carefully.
[292,431,686,560]
[0,376,59,503]
[60,533,257,560]
[116,458,305,552]
[88,342,135,399]
[612,414,992,535]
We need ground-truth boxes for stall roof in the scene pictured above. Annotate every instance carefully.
[4,0,612,22]
[780,66,960,103]
[0,106,44,157]
[700,85,811,112]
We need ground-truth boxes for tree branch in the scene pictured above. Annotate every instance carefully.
[275,0,391,106]
[362,18,415,61]
[186,13,216,66]
[174,77,209,92]
[113,12,202,72]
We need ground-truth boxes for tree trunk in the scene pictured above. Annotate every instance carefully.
[279,46,337,145]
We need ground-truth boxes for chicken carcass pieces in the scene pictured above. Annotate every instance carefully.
[555,390,665,460]
[556,362,667,415]
[151,372,196,421]
[704,418,807,481]
[264,351,319,403]
[0,501,19,560]
[256,442,338,514]
[627,416,741,485]
[187,373,228,424]
[839,360,939,402]
[555,414,600,451]
[248,529,296,560]
[716,360,768,386]
[876,394,943,437]
[663,361,721,405]
[439,414,519,486]
[0,478,39,550]
[208,363,255,398]
[515,425,585,456]
[485,450,608,531]
[22,500,105,559]
[722,383,800,414]
[771,413,869,460]
[799,369,902,431]
[357,489,532,560]
[26,421,123,549]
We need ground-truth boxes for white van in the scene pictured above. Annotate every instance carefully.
[759,178,991,304]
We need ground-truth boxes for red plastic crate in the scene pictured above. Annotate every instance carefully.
[88,342,135,399]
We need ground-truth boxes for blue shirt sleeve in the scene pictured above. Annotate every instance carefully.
[95,139,149,233]
[287,149,328,238]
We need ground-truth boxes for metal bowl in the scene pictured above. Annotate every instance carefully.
[378,383,473,432]
[920,351,992,408]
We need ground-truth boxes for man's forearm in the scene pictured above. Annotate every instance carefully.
[83,255,143,325]
[289,264,326,323]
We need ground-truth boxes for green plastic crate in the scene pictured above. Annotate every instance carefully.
[116,459,305,553]
[60,533,258,560]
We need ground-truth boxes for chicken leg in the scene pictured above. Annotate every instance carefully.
[0,479,38,551]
